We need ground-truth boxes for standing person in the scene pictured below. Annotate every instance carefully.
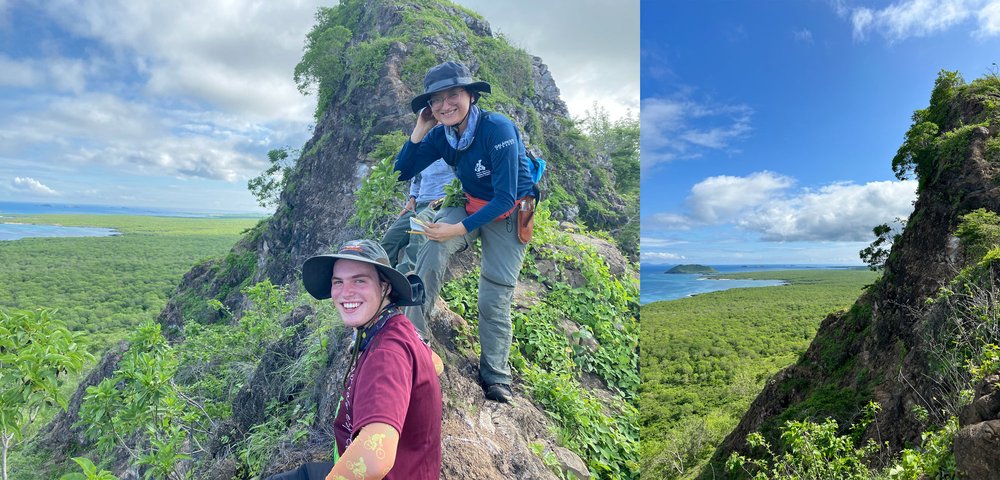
[395,61,537,403]
[279,239,442,480]
[380,158,455,274]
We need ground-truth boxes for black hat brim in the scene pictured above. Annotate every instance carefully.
[302,253,418,306]
[410,80,491,113]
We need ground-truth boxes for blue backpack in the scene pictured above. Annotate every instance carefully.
[527,149,546,184]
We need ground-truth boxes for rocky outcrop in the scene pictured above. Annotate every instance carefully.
[714,73,1000,472]
[955,373,1000,477]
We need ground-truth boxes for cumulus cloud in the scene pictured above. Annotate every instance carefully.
[12,176,58,195]
[0,90,304,181]
[647,172,918,242]
[36,0,321,121]
[978,1,1000,35]
[738,179,918,241]
[688,171,794,223]
[847,0,1000,42]
[641,95,753,172]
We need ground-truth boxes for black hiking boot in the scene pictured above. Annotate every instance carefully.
[484,383,513,403]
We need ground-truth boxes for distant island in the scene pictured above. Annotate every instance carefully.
[665,264,717,274]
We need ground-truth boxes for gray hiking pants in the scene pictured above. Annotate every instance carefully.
[406,206,526,386]
[380,201,434,274]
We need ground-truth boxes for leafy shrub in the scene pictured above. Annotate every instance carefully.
[248,148,297,208]
[1,309,93,480]
[350,132,410,238]
[58,457,117,480]
[955,208,1000,264]
[726,403,883,480]
[77,280,292,479]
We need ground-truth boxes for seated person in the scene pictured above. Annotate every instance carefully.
[381,158,455,274]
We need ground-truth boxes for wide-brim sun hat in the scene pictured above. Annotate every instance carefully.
[410,61,491,113]
[302,239,422,306]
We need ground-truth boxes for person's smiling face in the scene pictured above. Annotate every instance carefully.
[330,259,389,328]
[428,86,472,127]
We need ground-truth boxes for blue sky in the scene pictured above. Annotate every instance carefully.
[0,0,638,214]
[641,0,1000,265]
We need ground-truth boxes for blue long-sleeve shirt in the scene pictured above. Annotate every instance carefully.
[395,111,534,232]
[408,159,455,204]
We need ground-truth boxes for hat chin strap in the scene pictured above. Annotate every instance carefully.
[358,285,392,331]
[342,286,394,388]
[450,101,475,138]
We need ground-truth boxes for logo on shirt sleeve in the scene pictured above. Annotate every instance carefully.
[493,138,516,151]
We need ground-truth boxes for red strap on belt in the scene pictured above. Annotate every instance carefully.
[465,193,530,221]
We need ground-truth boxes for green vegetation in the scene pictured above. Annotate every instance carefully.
[59,457,117,480]
[640,270,878,479]
[441,203,639,479]
[0,215,258,353]
[955,208,1000,262]
[727,402,883,480]
[582,105,639,198]
[350,132,410,238]
[0,309,93,480]
[66,280,324,480]
[721,209,1000,479]
[724,401,961,480]
[1,215,258,478]
[859,219,905,271]
[248,147,297,208]
[665,265,717,274]
[892,69,1000,191]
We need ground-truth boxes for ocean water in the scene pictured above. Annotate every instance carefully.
[0,201,261,217]
[0,201,260,241]
[0,222,118,241]
[640,264,860,305]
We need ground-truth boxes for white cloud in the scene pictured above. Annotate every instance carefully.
[648,172,918,243]
[641,95,752,172]
[847,0,1000,42]
[37,0,321,122]
[0,56,38,87]
[688,171,795,223]
[66,135,260,182]
[977,1,1000,35]
[641,251,685,263]
[12,176,58,195]
[643,212,694,230]
[0,54,93,93]
[454,0,639,120]
[640,237,688,248]
[0,92,290,181]
[738,179,917,241]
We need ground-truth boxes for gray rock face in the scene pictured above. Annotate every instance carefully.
[554,445,591,479]
[955,374,1000,477]
[954,420,1000,478]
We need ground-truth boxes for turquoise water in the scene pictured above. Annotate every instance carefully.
[0,222,118,241]
[640,264,861,304]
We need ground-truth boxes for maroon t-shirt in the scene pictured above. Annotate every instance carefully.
[334,313,442,479]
